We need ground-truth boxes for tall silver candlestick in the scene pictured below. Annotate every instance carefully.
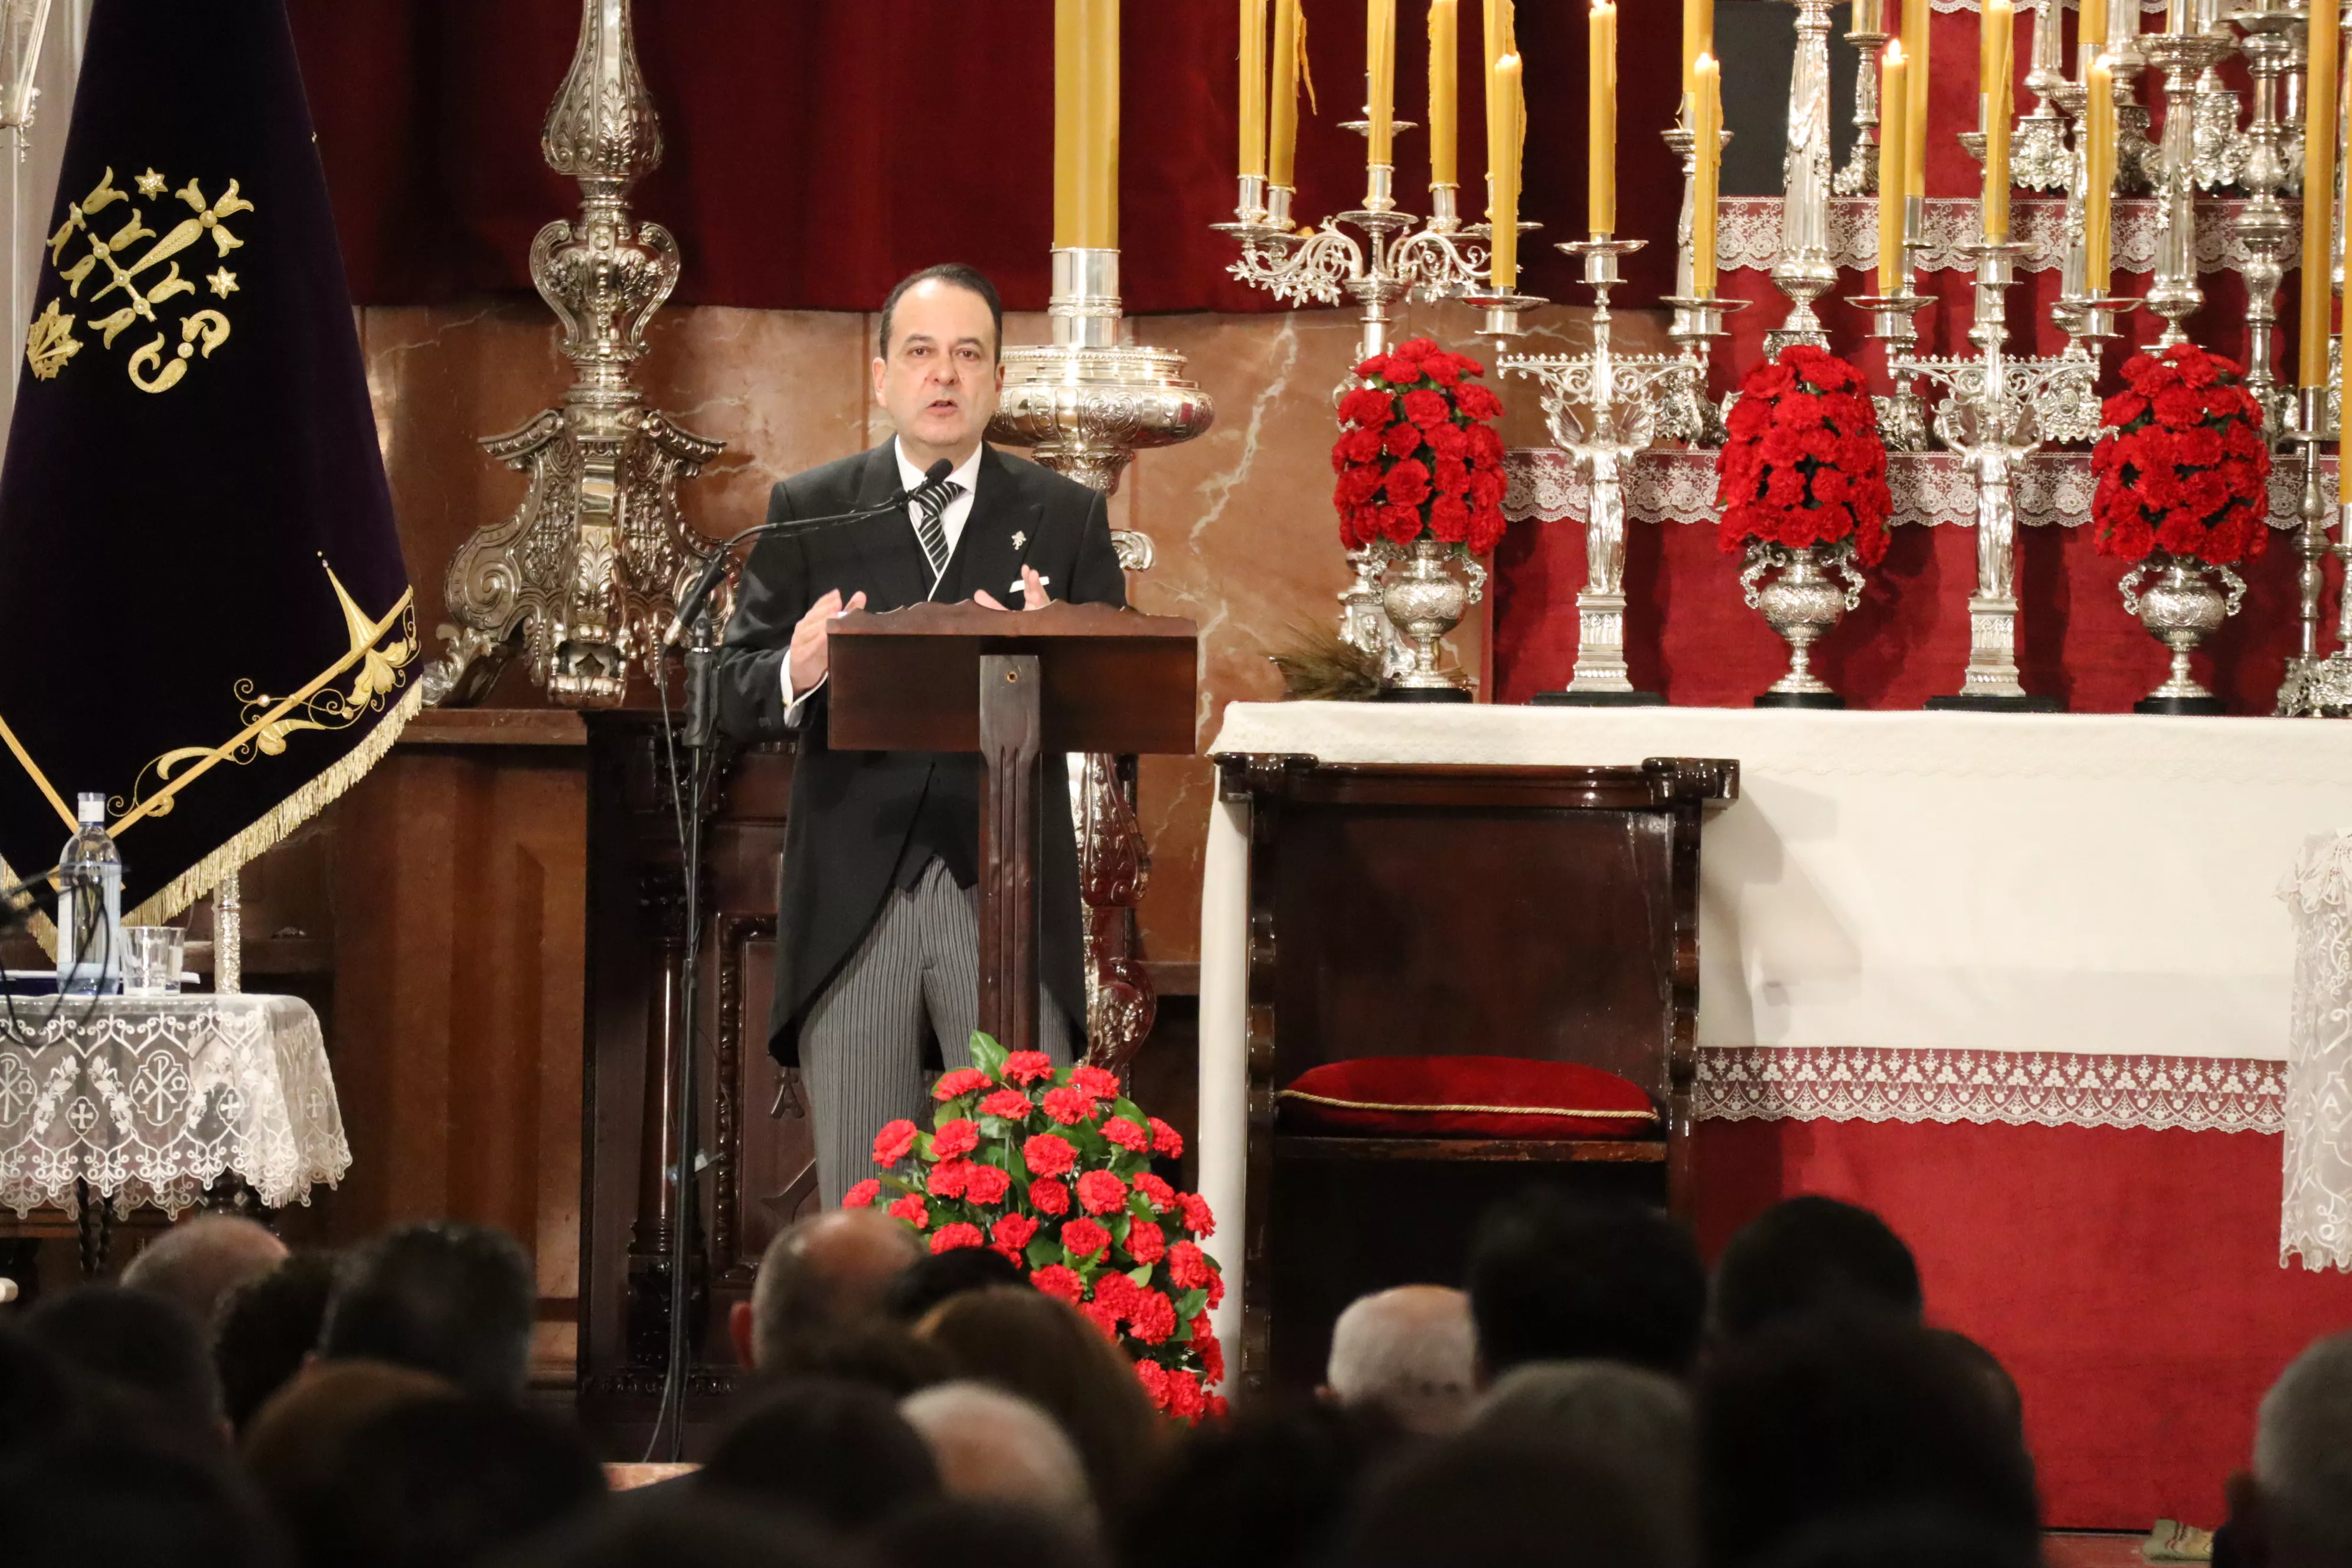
[2276,387,2352,715]
[1834,14,1888,195]
[2109,10,2161,193]
[2012,0,2074,191]
[1902,241,2097,710]
[1768,0,1840,354]
[2139,30,2235,347]
[1662,120,1744,445]
[2190,7,2249,191]
[2230,6,2304,436]
[1504,239,1690,705]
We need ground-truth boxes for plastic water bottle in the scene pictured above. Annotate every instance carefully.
[56,792,121,995]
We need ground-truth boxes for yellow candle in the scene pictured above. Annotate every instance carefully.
[1055,0,1082,247]
[1902,0,1930,201]
[1981,0,2013,241]
[1490,52,1521,288]
[1683,0,1710,97]
[1877,42,1908,295]
[1429,1,1458,187]
[1079,0,1120,247]
[2303,0,2338,385]
[1590,0,1616,236]
[1270,0,1301,189]
[2080,0,2106,55]
[2085,56,2113,293]
[1241,0,1268,180]
[1694,53,1721,293]
[1369,0,1396,167]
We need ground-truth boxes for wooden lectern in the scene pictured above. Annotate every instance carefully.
[827,600,1198,1054]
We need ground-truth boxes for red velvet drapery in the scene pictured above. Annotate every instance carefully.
[282,0,1681,313]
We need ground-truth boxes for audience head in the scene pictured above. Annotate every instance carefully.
[0,1323,87,1463]
[2246,1331,2352,1568]
[886,1243,1027,1322]
[241,1359,455,1511]
[917,1285,1163,1513]
[760,1319,952,1397]
[1466,1191,1708,1381]
[1323,1284,1478,1436]
[1471,1359,1696,1549]
[120,1213,288,1331]
[1927,1328,2024,1443]
[1711,1196,1923,1346]
[733,1209,922,1373]
[319,1221,535,1397]
[873,1498,1106,1568]
[214,1250,340,1433]
[700,1376,940,1530]
[1119,1397,1403,1568]
[1329,1433,1692,1568]
[25,1283,224,1446]
[1697,1314,2039,1568]
[505,1491,840,1568]
[1750,1507,2041,1568]
[901,1380,1094,1524]
[273,1393,605,1568]
[4,1429,289,1568]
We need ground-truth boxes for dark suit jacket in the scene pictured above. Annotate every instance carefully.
[713,439,1128,1067]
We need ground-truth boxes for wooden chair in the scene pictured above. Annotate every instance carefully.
[1213,753,1738,1394]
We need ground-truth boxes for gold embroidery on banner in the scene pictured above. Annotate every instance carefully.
[35,166,249,393]
[114,563,416,834]
[24,300,80,380]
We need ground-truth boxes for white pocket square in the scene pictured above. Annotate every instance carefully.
[1012,576,1050,593]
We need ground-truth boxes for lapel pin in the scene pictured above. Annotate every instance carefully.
[1011,530,1027,550]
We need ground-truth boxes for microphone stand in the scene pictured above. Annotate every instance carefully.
[649,604,720,1460]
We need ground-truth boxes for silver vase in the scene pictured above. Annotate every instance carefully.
[1741,540,1864,708]
[1377,535,1487,703]
[2121,554,2246,715]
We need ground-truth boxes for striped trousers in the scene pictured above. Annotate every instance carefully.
[801,857,1074,1209]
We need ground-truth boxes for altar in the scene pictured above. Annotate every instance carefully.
[1198,700,2352,1527]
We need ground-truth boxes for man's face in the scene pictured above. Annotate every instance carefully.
[873,280,1001,462]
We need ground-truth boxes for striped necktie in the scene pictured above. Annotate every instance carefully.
[914,481,962,579]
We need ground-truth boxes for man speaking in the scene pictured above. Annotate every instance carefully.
[715,264,1126,1208]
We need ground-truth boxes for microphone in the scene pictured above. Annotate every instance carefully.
[663,459,958,647]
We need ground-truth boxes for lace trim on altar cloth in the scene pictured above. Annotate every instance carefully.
[2279,831,2352,1272]
[1695,1046,2285,1134]
[0,995,351,1217]
[1716,197,2294,278]
[1505,447,2322,532]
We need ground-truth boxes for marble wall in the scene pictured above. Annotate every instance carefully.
[359,297,1654,964]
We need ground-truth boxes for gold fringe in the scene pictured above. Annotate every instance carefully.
[119,678,426,931]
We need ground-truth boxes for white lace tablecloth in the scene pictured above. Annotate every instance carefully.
[1504,448,2320,533]
[1716,197,2294,279]
[2281,832,2352,1273]
[0,994,349,1216]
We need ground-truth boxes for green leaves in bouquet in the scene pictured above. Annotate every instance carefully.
[966,1029,1009,1080]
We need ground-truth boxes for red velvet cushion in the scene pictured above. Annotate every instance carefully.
[1276,1056,1658,1139]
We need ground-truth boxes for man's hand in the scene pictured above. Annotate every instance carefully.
[973,566,1051,612]
[787,589,866,693]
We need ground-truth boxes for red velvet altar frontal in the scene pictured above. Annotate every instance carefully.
[1691,1117,2352,1531]
[1490,507,2346,714]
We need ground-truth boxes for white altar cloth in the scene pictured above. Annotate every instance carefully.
[1195,703,2352,1355]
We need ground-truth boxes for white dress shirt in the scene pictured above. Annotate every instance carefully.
[778,437,985,724]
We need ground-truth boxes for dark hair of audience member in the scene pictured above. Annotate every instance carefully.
[1465,1191,1709,1380]
[24,1283,225,1448]
[319,1221,536,1397]
[0,1323,88,1463]
[699,1376,942,1531]
[1710,1196,1924,1344]
[1750,1507,2040,1568]
[1327,1433,1690,1568]
[1697,1314,2040,1568]
[765,1319,953,1397]
[885,1244,1027,1322]
[918,1285,1165,1514]
[874,1496,1108,1568]
[241,1359,457,1520]
[275,1393,606,1568]
[214,1249,341,1433]
[1120,1396,1403,1568]
[1927,1328,2025,1443]
[5,1430,290,1568]
[495,1491,839,1568]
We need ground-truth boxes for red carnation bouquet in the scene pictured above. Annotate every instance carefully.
[1331,336,1510,555]
[2090,345,2271,566]
[848,1033,1227,1422]
[1714,344,1893,566]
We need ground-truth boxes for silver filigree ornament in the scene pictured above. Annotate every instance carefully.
[424,0,724,708]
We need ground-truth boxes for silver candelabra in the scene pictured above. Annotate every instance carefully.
[1769,0,1840,353]
[1662,122,1747,447]
[2277,387,2352,714]
[1899,243,2102,710]
[2013,0,2074,192]
[1834,15,1887,196]
[2139,29,2236,347]
[1503,239,1695,705]
[2230,6,2305,436]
